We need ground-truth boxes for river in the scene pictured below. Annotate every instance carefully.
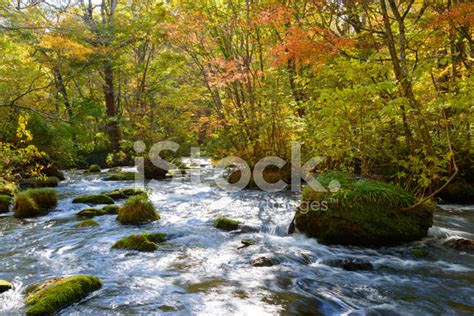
[1,158,473,314]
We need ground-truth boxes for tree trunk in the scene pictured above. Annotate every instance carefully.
[103,61,121,152]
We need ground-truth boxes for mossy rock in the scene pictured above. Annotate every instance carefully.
[411,247,429,258]
[88,164,101,173]
[77,208,106,218]
[76,219,99,227]
[102,205,120,215]
[22,176,60,189]
[437,182,474,204]
[117,195,159,225]
[72,194,114,205]
[103,188,147,200]
[0,279,12,293]
[294,172,433,247]
[213,217,241,231]
[0,194,13,213]
[227,164,291,190]
[25,275,102,316]
[137,157,168,180]
[445,238,474,252]
[14,189,58,219]
[104,172,137,181]
[43,165,65,181]
[112,232,167,252]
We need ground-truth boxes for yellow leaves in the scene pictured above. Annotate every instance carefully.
[16,114,33,144]
[40,35,94,60]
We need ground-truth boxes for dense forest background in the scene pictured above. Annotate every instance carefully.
[0,0,472,198]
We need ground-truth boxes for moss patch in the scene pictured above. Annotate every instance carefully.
[0,194,13,213]
[102,205,120,215]
[112,232,167,252]
[14,189,58,219]
[104,172,137,181]
[411,247,429,258]
[0,280,12,293]
[72,194,114,205]
[117,195,159,225]
[294,172,433,247]
[77,208,106,218]
[213,217,241,231]
[103,188,147,200]
[25,275,102,316]
[88,164,101,173]
[22,176,60,188]
[76,219,99,227]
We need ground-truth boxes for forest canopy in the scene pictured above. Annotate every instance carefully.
[0,0,472,199]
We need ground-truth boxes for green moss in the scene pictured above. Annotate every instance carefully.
[102,205,120,215]
[22,176,60,189]
[88,164,101,173]
[438,182,474,204]
[116,195,159,225]
[411,247,429,257]
[76,219,99,227]
[14,189,58,219]
[295,173,433,247]
[77,208,106,218]
[72,194,114,205]
[104,172,137,181]
[112,232,166,252]
[0,194,13,213]
[25,275,102,316]
[0,279,12,293]
[213,217,241,231]
[102,188,147,200]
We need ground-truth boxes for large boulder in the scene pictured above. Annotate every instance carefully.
[42,164,65,181]
[102,188,147,200]
[0,194,13,213]
[22,176,60,189]
[72,194,114,205]
[227,163,291,190]
[293,173,433,247]
[25,276,102,316]
[117,196,159,225]
[14,189,58,219]
[137,157,168,180]
[112,232,167,252]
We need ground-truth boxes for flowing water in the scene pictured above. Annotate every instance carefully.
[1,159,473,315]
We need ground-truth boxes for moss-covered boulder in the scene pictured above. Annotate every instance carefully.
[0,194,13,213]
[103,188,147,200]
[438,181,474,204]
[104,172,137,181]
[43,165,65,181]
[88,164,101,173]
[77,208,106,218]
[293,172,433,247]
[117,196,159,225]
[25,275,102,316]
[213,217,241,231]
[112,232,167,252]
[445,238,474,252]
[227,164,291,190]
[102,205,120,215]
[72,194,114,205]
[22,176,60,188]
[76,219,99,227]
[0,280,12,293]
[137,157,168,180]
[14,189,58,219]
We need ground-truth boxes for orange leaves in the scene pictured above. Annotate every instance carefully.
[272,26,354,68]
[206,57,261,88]
[252,3,293,28]
[40,34,94,60]
[431,2,474,29]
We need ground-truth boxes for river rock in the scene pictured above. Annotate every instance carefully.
[445,238,474,252]
[88,164,101,173]
[325,258,374,271]
[76,219,99,227]
[251,257,275,267]
[0,280,12,293]
[22,176,60,189]
[137,157,168,180]
[25,275,102,316]
[72,194,114,205]
[103,188,147,200]
[104,172,137,181]
[102,205,120,214]
[14,189,58,219]
[117,195,159,224]
[293,172,433,247]
[213,217,241,231]
[112,232,167,252]
[227,163,291,190]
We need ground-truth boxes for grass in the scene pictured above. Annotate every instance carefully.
[213,217,241,231]
[72,194,114,205]
[117,195,159,225]
[14,189,57,218]
[112,232,167,252]
[25,276,102,316]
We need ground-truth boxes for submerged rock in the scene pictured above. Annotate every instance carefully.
[76,219,99,227]
[112,232,167,252]
[104,172,137,181]
[25,275,102,316]
[0,194,13,213]
[0,280,12,293]
[438,182,474,204]
[72,194,114,205]
[445,238,474,252]
[238,239,256,249]
[251,257,275,267]
[293,172,433,247]
[103,188,147,200]
[22,176,60,189]
[117,195,159,225]
[213,217,241,231]
[325,258,374,271]
[77,208,105,218]
[411,247,429,258]
[14,189,58,219]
